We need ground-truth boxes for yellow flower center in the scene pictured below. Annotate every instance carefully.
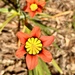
[25,38,42,55]
[30,4,38,11]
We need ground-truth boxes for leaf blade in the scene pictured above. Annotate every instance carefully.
[52,59,63,74]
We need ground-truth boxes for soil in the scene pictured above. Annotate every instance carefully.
[0,0,75,75]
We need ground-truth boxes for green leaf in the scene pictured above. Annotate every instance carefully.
[0,14,18,32]
[0,8,9,13]
[36,59,44,75]
[52,59,63,74]
[33,68,38,75]
[22,25,31,34]
[38,13,51,18]
[29,18,57,35]
[28,70,33,75]
[30,19,51,35]
[39,58,52,75]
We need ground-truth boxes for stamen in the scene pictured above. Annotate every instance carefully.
[30,4,38,11]
[25,38,42,55]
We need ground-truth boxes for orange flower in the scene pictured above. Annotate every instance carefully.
[16,26,54,70]
[24,0,46,17]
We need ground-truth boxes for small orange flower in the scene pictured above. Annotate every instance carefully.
[24,0,46,17]
[16,26,54,70]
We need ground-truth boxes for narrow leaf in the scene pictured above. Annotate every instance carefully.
[30,19,51,35]
[0,14,17,32]
[0,8,9,13]
[28,70,33,75]
[38,13,51,18]
[52,59,63,74]
[33,68,38,75]
[23,26,31,34]
[39,58,52,75]
[36,59,44,75]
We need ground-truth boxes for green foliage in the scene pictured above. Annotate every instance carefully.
[39,58,52,75]
[0,10,19,32]
[52,59,63,74]
[29,58,52,75]
[0,8,9,13]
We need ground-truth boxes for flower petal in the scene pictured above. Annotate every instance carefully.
[16,31,30,44]
[34,0,38,3]
[37,8,42,13]
[15,45,26,58]
[26,0,35,3]
[26,54,38,70]
[29,11,36,17]
[38,1,46,7]
[30,26,41,38]
[24,4,30,12]
[38,49,52,62]
[40,36,54,47]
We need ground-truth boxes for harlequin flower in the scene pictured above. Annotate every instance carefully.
[16,26,54,70]
[24,0,46,17]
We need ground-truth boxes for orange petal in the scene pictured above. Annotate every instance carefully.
[15,45,26,58]
[38,49,52,62]
[35,0,38,3]
[37,8,42,13]
[29,11,36,17]
[26,54,38,70]
[25,7,31,12]
[30,26,41,38]
[40,36,54,47]
[24,4,30,12]
[38,1,46,7]
[26,0,35,3]
[16,31,30,44]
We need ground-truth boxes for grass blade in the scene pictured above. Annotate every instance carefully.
[52,59,63,74]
